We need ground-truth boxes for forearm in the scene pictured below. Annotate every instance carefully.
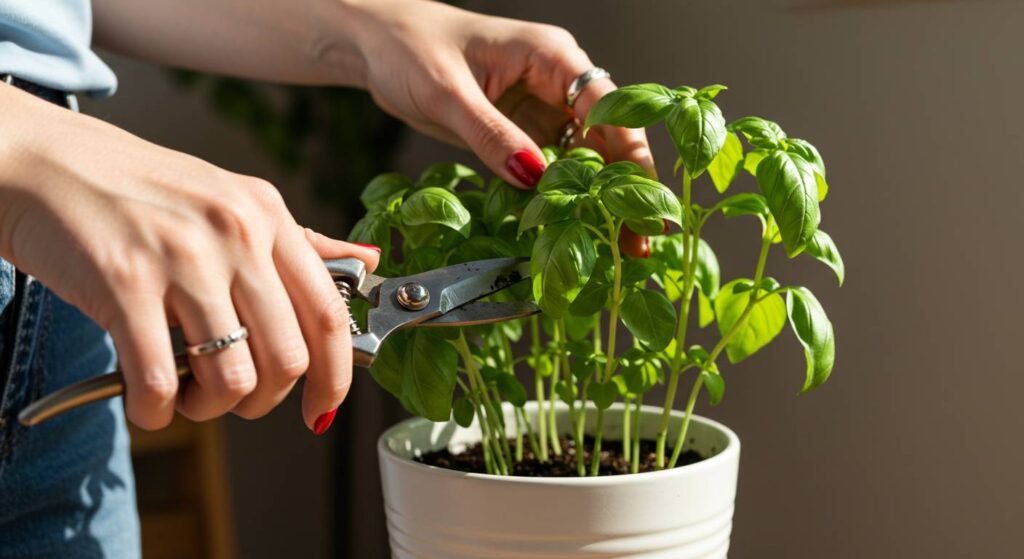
[91,0,393,87]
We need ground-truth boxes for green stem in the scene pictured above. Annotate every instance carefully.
[516,406,541,460]
[548,356,562,455]
[668,374,703,468]
[530,316,549,461]
[631,395,643,474]
[622,396,633,462]
[589,204,624,477]
[589,408,605,476]
[514,406,524,462]
[575,378,589,476]
[465,369,503,475]
[655,370,680,468]
[456,335,510,474]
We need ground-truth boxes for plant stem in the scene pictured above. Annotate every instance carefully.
[622,396,633,462]
[590,204,624,477]
[548,357,562,455]
[575,378,589,477]
[516,406,541,460]
[514,407,524,462]
[655,370,680,468]
[631,395,643,474]
[455,335,510,474]
[667,217,775,468]
[465,369,502,475]
[530,316,549,461]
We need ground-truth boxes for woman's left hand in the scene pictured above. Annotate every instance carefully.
[342,0,655,189]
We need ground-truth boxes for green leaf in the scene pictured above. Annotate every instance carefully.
[666,96,727,178]
[620,288,677,351]
[786,287,836,392]
[700,371,725,406]
[399,187,472,236]
[804,229,845,286]
[696,84,728,100]
[786,138,826,178]
[720,193,769,218]
[404,246,444,274]
[452,396,475,427]
[624,217,666,236]
[401,330,458,421]
[694,239,720,299]
[569,280,611,317]
[541,145,562,164]
[756,151,821,257]
[743,149,769,176]
[349,211,391,263]
[518,190,581,235]
[594,161,647,187]
[707,132,744,193]
[496,373,528,407]
[361,173,412,210]
[586,381,618,410]
[715,279,787,364]
[622,258,659,286]
[622,360,659,395]
[555,380,578,404]
[483,178,530,228]
[418,162,483,189]
[531,221,597,317]
[600,175,683,225]
[448,236,517,264]
[584,83,677,131]
[537,159,596,193]
[369,330,407,399]
[698,291,715,327]
[563,147,605,166]
[728,116,786,149]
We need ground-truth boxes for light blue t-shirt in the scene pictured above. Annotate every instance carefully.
[0,0,117,96]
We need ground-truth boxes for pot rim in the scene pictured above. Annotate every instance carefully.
[377,402,740,486]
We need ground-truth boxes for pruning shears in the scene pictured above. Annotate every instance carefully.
[18,257,537,426]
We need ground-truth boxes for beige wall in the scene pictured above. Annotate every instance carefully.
[84,0,1024,557]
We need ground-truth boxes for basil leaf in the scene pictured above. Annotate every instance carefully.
[744,149,770,176]
[518,190,581,235]
[626,217,667,236]
[452,396,475,427]
[349,211,391,257]
[448,236,517,264]
[700,371,725,406]
[563,147,605,166]
[483,178,530,228]
[584,83,677,130]
[541,145,562,164]
[537,159,596,193]
[786,287,836,392]
[555,380,578,404]
[695,239,720,299]
[594,161,647,187]
[418,162,483,189]
[361,173,412,210]
[715,279,787,363]
[707,132,744,193]
[804,229,845,286]
[720,193,769,219]
[728,116,786,149]
[586,381,618,410]
[622,258,659,286]
[404,246,444,275]
[696,84,727,100]
[600,175,683,225]
[756,151,821,257]
[400,187,471,236]
[369,330,407,399]
[698,290,715,327]
[496,373,528,407]
[401,330,458,421]
[622,361,659,394]
[531,221,597,317]
[786,138,826,178]
[666,96,727,178]
[569,281,610,317]
[620,288,677,351]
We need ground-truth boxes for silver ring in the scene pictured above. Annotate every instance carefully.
[186,326,249,356]
[566,67,611,108]
[559,118,580,150]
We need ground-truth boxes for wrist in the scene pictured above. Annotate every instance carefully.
[313,0,406,89]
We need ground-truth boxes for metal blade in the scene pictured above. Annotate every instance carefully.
[418,301,539,327]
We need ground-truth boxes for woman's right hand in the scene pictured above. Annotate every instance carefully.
[0,85,379,433]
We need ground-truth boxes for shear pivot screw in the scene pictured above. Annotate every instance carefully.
[396,282,430,311]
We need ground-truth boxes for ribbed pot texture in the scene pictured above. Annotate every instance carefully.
[378,402,740,559]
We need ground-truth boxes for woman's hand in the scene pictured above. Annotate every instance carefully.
[341,0,655,189]
[0,86,379,432]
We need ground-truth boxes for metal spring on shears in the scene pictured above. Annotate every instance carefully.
[334,281,363,336]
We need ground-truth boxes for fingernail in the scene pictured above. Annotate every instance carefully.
[353,242,381,254]
[662,219,670,235]
[507,150,546,188]
[641,239,651,259]
[314,408,338,435]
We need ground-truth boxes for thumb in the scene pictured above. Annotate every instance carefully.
[445,76,547,189]
[303,227,381,273]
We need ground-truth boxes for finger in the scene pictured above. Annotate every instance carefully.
[108,294,178,430]
[171,285,257,421]
[442,68,547,189]
[275,227,354,434]
[303,228,381,273]
[498,85,573,148]
[229,261,308,420]
[619,223,651,259]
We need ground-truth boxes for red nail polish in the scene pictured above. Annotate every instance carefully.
[353,242,381,253]
[314,408,337,435]
[662,219,670,235]
[507,150,546,188]
[641,238,651,259]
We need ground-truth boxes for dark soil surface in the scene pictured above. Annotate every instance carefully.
[416,436,706,477]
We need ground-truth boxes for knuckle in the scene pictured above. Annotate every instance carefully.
[103,249,156,290]
[318,295,353,339]
[218,359,258,397]
[529,23,577,48]
[275,337,310,380]
[202,198,256,244]
[247,177,287,215]
[134,369,179,403]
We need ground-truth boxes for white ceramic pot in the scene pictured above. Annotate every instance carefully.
[378,401,740,559]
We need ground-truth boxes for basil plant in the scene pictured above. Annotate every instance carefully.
[349,83,843,476]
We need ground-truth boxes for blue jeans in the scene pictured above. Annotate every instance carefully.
[0,259,141,556]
